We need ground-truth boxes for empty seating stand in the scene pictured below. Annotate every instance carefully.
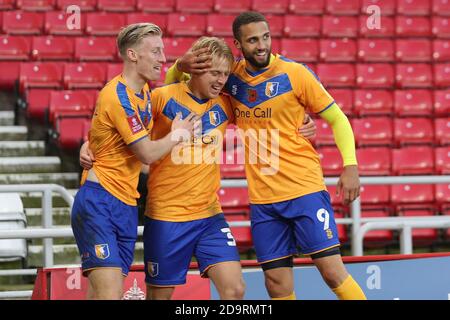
[0,193,27,262]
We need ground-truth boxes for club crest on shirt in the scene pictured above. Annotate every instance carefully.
[147,262,159,277]
[95,244,110,260]
[209,110,220,126]
[127,114,143,134]
[247,88,258,103]
[265,82,279,98]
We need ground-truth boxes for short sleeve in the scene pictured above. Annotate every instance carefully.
[296,64,335,114]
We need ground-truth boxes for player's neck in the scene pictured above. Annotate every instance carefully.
[122,65,146,94]
[186,79,208,100]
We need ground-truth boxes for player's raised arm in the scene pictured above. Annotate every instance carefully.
[165,47,213,84]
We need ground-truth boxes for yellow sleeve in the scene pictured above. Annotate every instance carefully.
[318,103,357,166]
[164,60,191,85]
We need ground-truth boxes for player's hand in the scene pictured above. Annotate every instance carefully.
[177,47,212,75]
[171,112,201,142]
[298,114,316,139]
[79,141,95,170]
[336,165,360,205]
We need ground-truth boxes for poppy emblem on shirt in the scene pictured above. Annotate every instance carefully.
[247,88,258,102]
[209,111,220,126]
[95,244,110,260]
[127,114,143,134]
[265,82,279,98]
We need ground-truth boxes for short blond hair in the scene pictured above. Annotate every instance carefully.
[191,37,234,68]
[117,23,163,59]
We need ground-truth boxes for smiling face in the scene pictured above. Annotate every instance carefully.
[234,21,272,71]
[191,55,231,99]
[134,35,166,82]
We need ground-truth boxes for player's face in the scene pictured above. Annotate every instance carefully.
[194,56,231,99]
[135,35,166,81]
[235,21,272,70]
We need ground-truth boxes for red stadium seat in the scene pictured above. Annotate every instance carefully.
[360,185,390,207]
[280,39,318,62]
[396,39,432,62]
[218,187,250,215]
[56,0,97,11]
[63,62,106,89]
[265,15,284,37]
[435,184,450,209]
[97,0,136,12]
[126,13,167,33]
[74,37,117,61]
[434,89,450,116]
[3,11,44,35]
[213,0,251,13]
[359,15,395,38]
[225,214,253,251]
[327,88,353,115]
[82,117,91,142]
[163,37,195,62]
[356,147,392,175]
[333,212,348,243]
[0,61,20,89]
[167,13,206,37]
[434,63,450,88]
[322,16,358,38]
[136,0,175,13]
[392,146,434,175]
[106,63,122,81]
[433,0,450,16]
[391,184,434,206]
[85,13,126,36]
[361,0,396,16]
[220,146,246,179]
[176,0,213,13]
[433,40,450,62]
[396,16,431,37]
[317,63,355,87]
[356,63,395,88]
[396,64,433,88]
[206,14,234,37]
[31,36,74,61]
[288,0,324,14]
[0,0,14,10]
[319,39,356,62]
[16,0,55,11]
[25,88,53,120]
[252,0,288,14]
[357,39,394,62]
[435,146,450,174]
[400,210,438,245]
[352,117,393,147]
[0,36,31,61]
[361,211,394,245]
[19,62,63,92]
[325,0,359,15]
[394,118,434,146]
[313,119,334,146]
[354,89,393,116]
[394,89,433,117]
[317,147,342,176]
[397,0,430,16]
[435,118,450,146]
[54,114,91,149]
[48,90,96,124]
[44,11,85,36]
[283,15,322,38]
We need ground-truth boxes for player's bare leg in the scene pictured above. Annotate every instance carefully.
[263,267,294,299]
[87,268,124,300]
[207,261,245,300]
[146,285,175,300]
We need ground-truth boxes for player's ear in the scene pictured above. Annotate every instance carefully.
[127,48,138,63]
[233,39,241,51]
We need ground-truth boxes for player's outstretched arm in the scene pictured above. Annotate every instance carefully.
[164,47,212,84]
[319,103,360,204]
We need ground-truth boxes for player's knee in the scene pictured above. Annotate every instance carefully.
[320,268,348,289]
[221,280,246,300]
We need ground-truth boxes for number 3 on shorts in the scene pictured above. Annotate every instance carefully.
[221,228,237,246]
[316,208,330,230]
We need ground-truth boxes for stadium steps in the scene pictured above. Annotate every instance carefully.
[0,126,28,141]
[0,141,45,157]
[25,208,71,227]
[0,111,14,126]
[0,172,80,188]
[19,189,77,208]
[0,157,61,173]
